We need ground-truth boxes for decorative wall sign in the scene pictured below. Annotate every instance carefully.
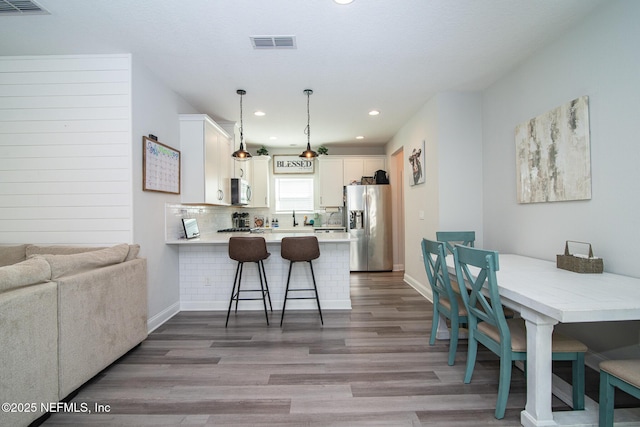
[408,140,425,186]
[515,96,591,203]
[143,136,181,194]
[273,155,315,174]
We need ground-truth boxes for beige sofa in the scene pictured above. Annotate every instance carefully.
[0,244,148,427]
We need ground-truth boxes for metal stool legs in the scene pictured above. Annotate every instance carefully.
[280,259,323,326]
[225,259,272,327]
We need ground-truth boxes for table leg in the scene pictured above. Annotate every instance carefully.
[520,307,558,427]
[436,313,450,339]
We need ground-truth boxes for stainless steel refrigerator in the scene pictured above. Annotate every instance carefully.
[345,185,392,271]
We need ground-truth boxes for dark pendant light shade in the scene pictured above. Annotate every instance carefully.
[299,89,318,159]
[232,89,252,160]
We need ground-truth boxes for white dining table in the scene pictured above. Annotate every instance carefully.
[445,254,640,427]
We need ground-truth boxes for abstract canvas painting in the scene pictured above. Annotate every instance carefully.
[408,140,425,186]
[515,96,591,203]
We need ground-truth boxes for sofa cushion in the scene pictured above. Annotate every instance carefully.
[26,244,103,257]
[34,243,129,279]
[0,257,52,293]
[0,244,28,267]
[125,244,140,261]
[27,243,140,261]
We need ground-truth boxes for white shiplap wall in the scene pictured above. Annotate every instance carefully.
[0,54,133,245]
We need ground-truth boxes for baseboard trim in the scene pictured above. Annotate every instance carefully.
[403,272,433,303]
[393,263,404,272]
[147,301,180,333]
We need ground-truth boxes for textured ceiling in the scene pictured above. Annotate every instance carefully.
[0,0,604,149]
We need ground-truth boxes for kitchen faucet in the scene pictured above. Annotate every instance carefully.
[293,210,298,227]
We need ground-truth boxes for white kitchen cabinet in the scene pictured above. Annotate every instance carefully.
[250,156,270,208]
[364,157,386,177]
[343,156,387,185]
[234,159,251,181]
[180,114,232,205]
[343,158,363,186]
[217,130,232,205]
[318,157,344,207]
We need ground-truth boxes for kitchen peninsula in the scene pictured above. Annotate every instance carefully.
[167,231,352,312]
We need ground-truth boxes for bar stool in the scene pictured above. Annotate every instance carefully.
[226,236,272,327]
[280,236,323,326]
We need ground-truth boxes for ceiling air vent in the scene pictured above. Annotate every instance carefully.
[250,36,297,49]
[0,0,49,15]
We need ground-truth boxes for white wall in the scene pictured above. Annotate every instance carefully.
[437,93,483,240]
[386,92,483,297]
[0,55,133,244]
[131,57,198,331]
[481,0,640,355]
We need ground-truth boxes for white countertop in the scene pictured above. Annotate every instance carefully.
[166,231,352,245]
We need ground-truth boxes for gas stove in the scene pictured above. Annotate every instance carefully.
[217,227,251,232]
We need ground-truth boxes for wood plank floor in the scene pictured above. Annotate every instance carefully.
[44,271,585,426]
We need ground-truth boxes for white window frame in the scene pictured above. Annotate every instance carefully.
[274,177,314,213]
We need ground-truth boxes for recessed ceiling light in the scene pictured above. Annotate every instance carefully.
[269,136,278,140]
[289,143,297,147]
[369,110,380,116]
[356,136,364,140]
[334,0,354,4]
[254,111,266,116]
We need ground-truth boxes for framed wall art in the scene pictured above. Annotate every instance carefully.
[408,140,425,186]
[143,136,181,194]
[515,96,591,203]
[273,155,315,174]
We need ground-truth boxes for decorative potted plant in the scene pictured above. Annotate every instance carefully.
[317,145,328,155]
[257,145,269,156]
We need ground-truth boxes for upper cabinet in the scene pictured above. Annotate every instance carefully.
[319,155,387,208]
[250,156,270,208]
[318,157,344,207]
[234,159,251,181]
[180,114,233,205]
[343,156,386,186]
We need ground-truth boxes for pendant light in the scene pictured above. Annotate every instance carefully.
[232,89,252,160]
[299,89,318,159]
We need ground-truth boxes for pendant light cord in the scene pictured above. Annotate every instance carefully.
[239,91,244,147]
[305,90,310,145]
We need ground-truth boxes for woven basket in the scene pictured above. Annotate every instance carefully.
[361,176,375,185]
[556,241,603,274]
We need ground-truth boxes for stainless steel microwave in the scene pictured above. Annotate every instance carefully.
[231,178,251,205]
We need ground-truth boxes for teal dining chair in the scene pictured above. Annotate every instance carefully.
[436,231,475,256]
[435,231,475,295]
[421,238,467,366]
[599,359,640,427]
[453,244,587,419]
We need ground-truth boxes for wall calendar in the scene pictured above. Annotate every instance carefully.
[143,136,181,194]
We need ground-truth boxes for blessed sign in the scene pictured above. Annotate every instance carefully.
[272,155,315,174]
